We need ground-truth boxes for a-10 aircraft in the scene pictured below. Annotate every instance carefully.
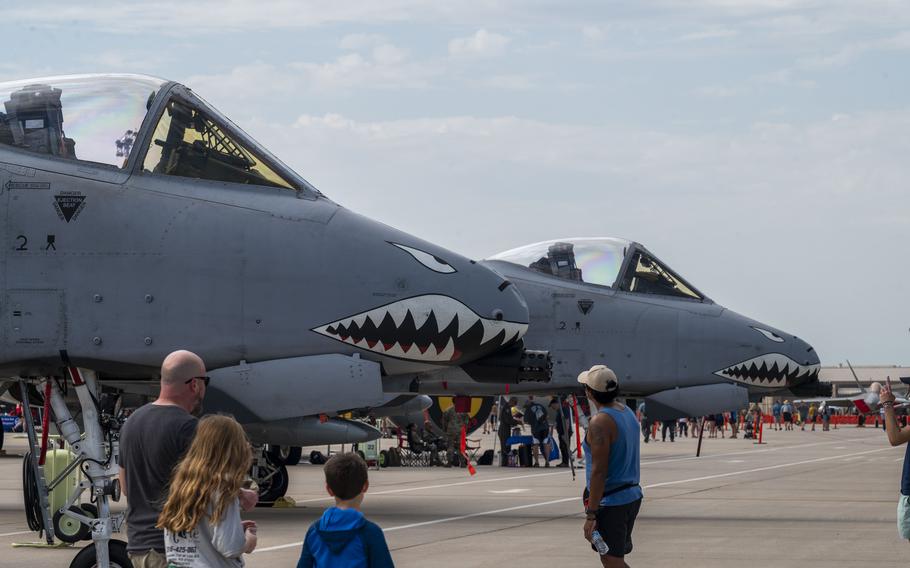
[0,74,539,567]
[395,238,827,429]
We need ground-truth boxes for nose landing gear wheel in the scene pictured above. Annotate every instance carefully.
[69,539,132,568]
[53,506,90,543]
[255,462,290,506]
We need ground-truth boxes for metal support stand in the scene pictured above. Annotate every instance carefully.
[19,380,55,544]
[696,417,706,457]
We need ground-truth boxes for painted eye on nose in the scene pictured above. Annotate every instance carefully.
[752,327,784,343]
[390,242,456,274]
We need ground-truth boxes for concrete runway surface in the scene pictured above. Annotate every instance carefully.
[0,426,907,567]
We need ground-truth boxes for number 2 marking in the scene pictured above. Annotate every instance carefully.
[15,235,27,251]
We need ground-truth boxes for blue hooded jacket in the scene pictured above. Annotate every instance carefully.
[297,507,394,568]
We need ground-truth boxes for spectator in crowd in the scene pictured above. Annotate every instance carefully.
[780,400,795,431]
[579,365,642,567]
[637,402,652,444]
[524,398,551,467]
[497,397,521,466]
[772,400,782,431]
[442,405,466,468]
[798,402,809,430]
[158,415,258,567]
[297,453,394,567]
[661,418,675,443]
[549,397,573,467]
[879,379,910,543]
[809,403,818,431]
[821,402,832,431]
[119,351,239,568]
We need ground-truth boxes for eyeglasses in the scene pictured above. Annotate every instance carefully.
[184,376,211,386]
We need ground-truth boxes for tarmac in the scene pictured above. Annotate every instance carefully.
[0,425,908,567]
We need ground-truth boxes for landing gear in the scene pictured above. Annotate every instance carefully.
[265,444,302,466]
[69,539,131,568]
[17,367,127,568]
[252,446,290,505]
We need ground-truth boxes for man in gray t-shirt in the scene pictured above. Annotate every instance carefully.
[118,350,208,568]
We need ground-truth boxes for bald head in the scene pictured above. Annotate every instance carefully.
[160,350,206,386]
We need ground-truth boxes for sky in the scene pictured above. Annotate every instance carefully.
[4,0,909,365]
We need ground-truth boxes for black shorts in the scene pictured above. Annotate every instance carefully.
[783,412,792,422]
[592,498,642,558]
[533,429,548,446]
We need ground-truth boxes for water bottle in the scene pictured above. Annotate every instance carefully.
[591,530,609,555]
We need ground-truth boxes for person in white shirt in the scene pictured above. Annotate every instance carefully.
[157,415,257,567]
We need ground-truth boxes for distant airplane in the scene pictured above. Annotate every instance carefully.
[797,360,909,415]
[391,238,826,427]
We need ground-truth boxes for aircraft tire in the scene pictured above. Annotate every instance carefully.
[266,445,302,466]
[256,464,289,505]
[53,506,90,543]
[69,539,131,568]
[379,450,389,468]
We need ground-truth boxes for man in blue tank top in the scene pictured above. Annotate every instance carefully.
[579,365,643,567]
[880,378,910,540]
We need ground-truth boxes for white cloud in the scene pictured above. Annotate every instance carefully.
[448,29,510,57]
[797,30,910,69]
[484,74,536,90]
[582,25,607,42]
[694,85,740,98]
[680,28,739,41]
[340,33,387,50]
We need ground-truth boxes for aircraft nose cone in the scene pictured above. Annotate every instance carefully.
[705,311,821,389]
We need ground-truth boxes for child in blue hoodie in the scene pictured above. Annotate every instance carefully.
[298,452,394,568]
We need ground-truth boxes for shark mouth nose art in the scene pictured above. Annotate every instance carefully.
[714,353,820,387]
[312,294,528,363]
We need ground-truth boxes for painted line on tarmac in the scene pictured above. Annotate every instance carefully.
[291,470,569,504]
[0,530,32,538]
[291,436,873,504]
[256,446,892,554]
[644,446,892,489]
[640,436,872,467]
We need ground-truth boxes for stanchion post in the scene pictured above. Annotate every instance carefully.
[696,417,706,457]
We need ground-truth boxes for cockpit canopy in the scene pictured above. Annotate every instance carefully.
[0,74,312,192]
[490,238,705,301]
[0,74,163,167]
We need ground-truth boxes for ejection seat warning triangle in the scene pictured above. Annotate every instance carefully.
[53,192,86,223]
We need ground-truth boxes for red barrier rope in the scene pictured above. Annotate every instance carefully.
[38,381,51,466]
[572,395,582,458]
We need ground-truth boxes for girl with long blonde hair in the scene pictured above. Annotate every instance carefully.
[158,415,257,567]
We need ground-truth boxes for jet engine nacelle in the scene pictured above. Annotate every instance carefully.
[644,383,749,421]
[207,354,385,422]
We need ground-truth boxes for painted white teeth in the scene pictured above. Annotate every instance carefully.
[411,308,430,330]
[388,304,409,328]
[435,310,457,334]
[313,294,527,363]
[437,338,455,361]
[456,309,475,337]
[480,320,503,345]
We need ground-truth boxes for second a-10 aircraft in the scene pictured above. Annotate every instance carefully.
[391,237,826,429]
